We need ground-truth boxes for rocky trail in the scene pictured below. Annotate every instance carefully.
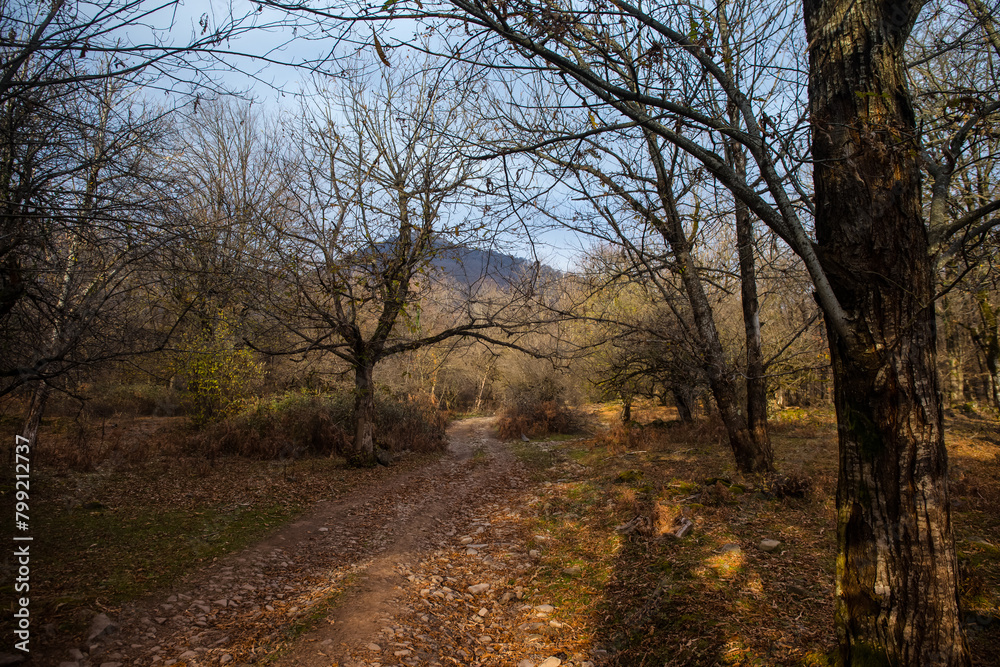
[40,418,597,667]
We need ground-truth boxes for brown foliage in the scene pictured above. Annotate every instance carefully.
[198,392,448,460]
[495,400,585,440]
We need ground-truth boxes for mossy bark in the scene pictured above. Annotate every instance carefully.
[805,0,969,662]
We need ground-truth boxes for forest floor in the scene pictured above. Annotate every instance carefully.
[5,405,1000,666]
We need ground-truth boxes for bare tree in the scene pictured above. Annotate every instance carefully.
[0,72,181,448]
[254,62,545,466]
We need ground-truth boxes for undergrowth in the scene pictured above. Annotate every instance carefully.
[496,399,587,440]
[198,391,448,459]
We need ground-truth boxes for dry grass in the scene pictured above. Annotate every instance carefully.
[511,400,1000,666]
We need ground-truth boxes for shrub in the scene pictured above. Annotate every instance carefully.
[198,391,448,459]
[84,383,181,418]
[172,316,265,426]
[496,399,585,440]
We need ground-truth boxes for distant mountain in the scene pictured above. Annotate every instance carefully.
[429,244,555,288]
[363,237,560,292]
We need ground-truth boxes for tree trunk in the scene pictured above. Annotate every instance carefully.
[672,387,694,423]
[350,362,377,467]
[21,381,51,464]
[620,392,632,423]
[733,151,771,457]
[673,236,771,473]
[643,130,773,474]
[972,290,1000,409]
[719,0,772,462]
[940,296,965,408]
[805,0,969,663]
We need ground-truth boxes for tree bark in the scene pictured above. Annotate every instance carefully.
[620,392,632,423]
[805,0,969,663]
[351,361,377,467]
[733,151,771,459]
[669,222,771,472]
[21,381,50,464]
[940,296,965,408]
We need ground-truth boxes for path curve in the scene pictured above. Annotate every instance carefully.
[40,418,596,667]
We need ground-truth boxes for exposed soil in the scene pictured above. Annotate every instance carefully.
[36,417,591,667]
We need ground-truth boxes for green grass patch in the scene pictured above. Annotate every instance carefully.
[33,500,299,610]
[512,441,559,477]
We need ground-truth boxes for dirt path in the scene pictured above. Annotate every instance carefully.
[43,418,596,667]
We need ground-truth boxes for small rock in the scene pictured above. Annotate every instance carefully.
[460,536,474,544]
[529,549,540,558]
[220,656,233,665]
[518,661,535,667]
[87,613,119,641]
[466,548,479,556]
[366,643,382,652]
[534,604,555,613]
[394,649,411,657]
[538,658,562,667]
[478,635,493,643]
[671,518,694,538]
[720,543,741,554]
[760,539,781,553]
[468,583,490,595]
[178,651,197,660]
[478,607,488,616]
[375,447,392,467]
[318,527,329,532]
[562,566,582,576]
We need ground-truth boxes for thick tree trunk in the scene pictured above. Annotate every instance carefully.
[671,386,694,423]
[620,392,632,423]
[350,362,377,467]
[805,0,969,663]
